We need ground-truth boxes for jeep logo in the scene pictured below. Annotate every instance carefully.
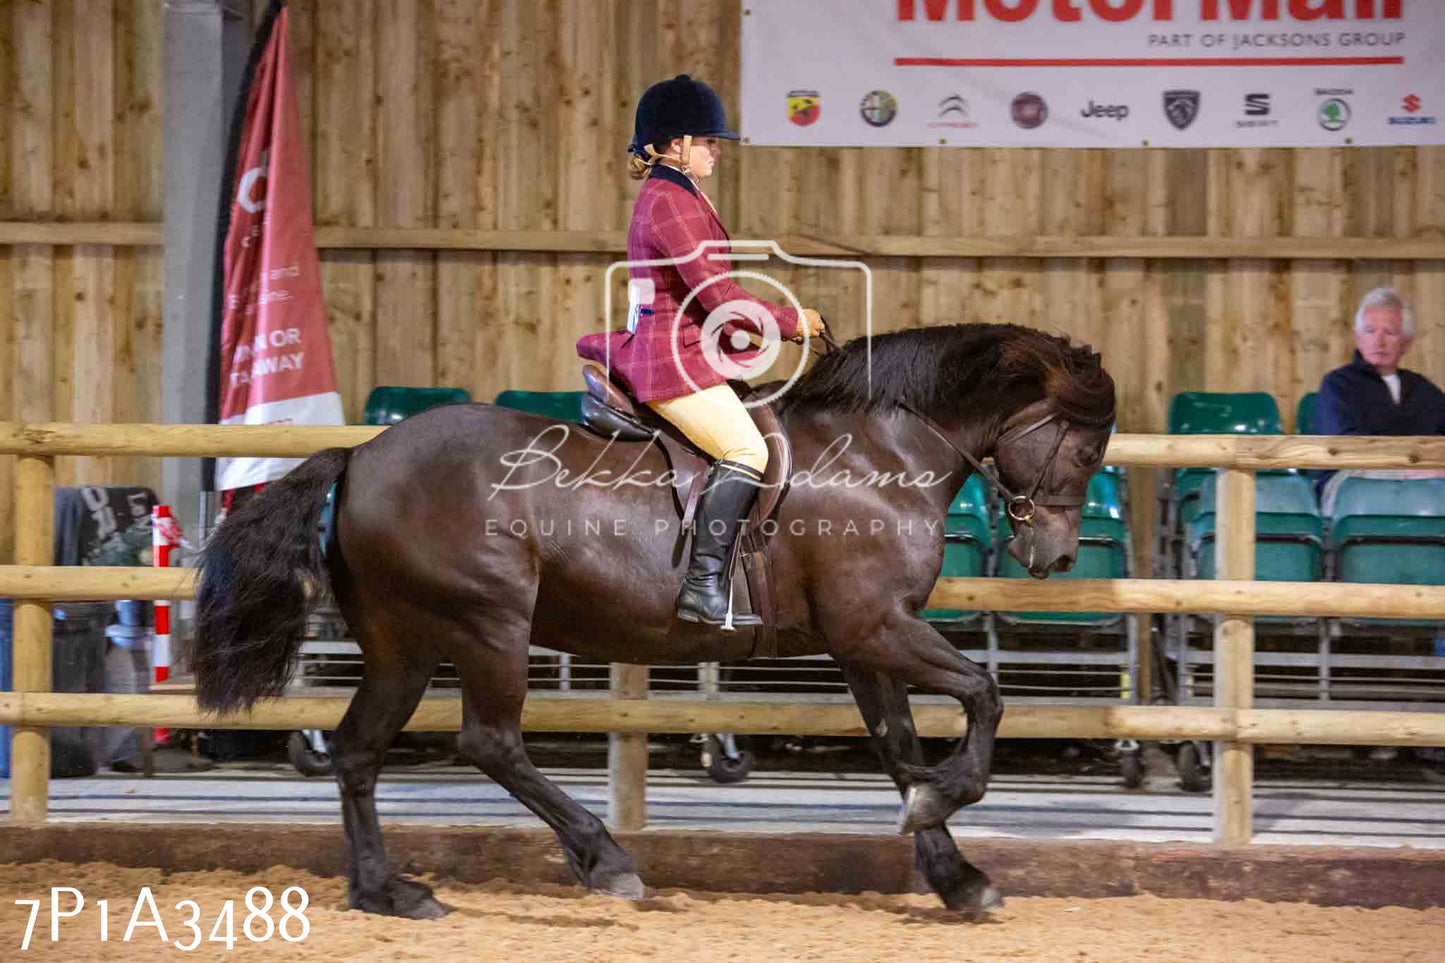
[1080,100,1129,121]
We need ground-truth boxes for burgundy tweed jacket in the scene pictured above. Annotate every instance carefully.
[577,165,803,403]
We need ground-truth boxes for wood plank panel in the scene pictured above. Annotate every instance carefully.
[434,0,486,395]
[373,0,436,389]
[481,0,556,399]
[918,147,970,328]
[0,249,12,562]
[110,0,162,489]
[1290,148,1348,429]
[59,1,117,485]
[1414,148,1445,385]
[0,3,13,218]
[321,252,377,423]
[312,0,376,418]
[7,0,56,545]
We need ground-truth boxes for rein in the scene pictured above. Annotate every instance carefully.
[900,405,1082,525]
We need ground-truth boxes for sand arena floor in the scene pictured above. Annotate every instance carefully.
[1,861,1442,962]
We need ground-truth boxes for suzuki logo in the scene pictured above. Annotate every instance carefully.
[1244,93,1270,116]
[1404,94,1422,113]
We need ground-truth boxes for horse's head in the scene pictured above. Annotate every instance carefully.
[992,403,1112,578]
[776,322,1116,579]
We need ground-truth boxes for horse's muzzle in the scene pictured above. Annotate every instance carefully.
[1027,554,1075,579]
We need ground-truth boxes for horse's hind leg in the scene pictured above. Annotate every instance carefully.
[841,663,1002,917]
[332,621,444,919]
[449,622,643,898]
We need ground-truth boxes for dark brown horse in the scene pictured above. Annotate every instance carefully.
[192,323,1115,920]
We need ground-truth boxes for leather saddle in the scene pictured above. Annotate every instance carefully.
[578,363,791,654]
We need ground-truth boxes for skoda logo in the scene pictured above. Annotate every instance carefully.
[1318,97,1350,131]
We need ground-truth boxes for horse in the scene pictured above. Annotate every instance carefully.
[191,322,1116,920]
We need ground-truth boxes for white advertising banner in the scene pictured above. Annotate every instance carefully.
[740,1,1443,148]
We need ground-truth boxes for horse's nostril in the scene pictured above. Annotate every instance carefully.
[1055,554,1076,573]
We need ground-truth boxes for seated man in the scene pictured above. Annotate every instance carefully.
[1318,288,1445,770]
[1318,286,1445,438]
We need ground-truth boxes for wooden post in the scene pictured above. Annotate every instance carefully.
[11,455,54,824]
[608,663,648,831]
[1213,468,1255,844]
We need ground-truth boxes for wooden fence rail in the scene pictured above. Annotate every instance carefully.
[3,566,1445,619]
[6,222,1445,260]
[2,694,1443,746]
[6,424,1445,844]
[3,422,1445,469]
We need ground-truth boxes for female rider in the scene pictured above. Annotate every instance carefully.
[578,75,824,629]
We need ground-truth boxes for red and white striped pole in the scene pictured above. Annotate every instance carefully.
[151,505,176,743]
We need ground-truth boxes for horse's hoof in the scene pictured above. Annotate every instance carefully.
[898,784,951,835]
[351,878,450,920]
[593,871,645,900]
[978,885,1005,913]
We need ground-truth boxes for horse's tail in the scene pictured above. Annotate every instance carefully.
[192,447,351,715]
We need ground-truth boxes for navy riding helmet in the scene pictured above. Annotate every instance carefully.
[629,74,739,157]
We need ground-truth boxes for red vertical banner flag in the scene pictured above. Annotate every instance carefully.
[216,4,342,491]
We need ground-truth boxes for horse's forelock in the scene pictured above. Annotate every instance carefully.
[1043,343,1117,427]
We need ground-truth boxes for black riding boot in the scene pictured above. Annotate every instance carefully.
[676,459,763,629]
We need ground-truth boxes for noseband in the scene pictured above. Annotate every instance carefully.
[901,405,1085,526]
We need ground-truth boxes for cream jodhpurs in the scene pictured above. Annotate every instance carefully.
[646,384,768,474]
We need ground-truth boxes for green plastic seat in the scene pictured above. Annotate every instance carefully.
[1168,391,1283,435]
[994,472,1127,626]
[1189,473,1323,583]
[924,475,992,624]
[1296,392,1319,435]
[493,390,586,424]
[1328,478,1445,586]
[1168,392,1287,525]
[362,386,472,426]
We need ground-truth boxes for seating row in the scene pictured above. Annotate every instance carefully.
[1164,391,1445,601]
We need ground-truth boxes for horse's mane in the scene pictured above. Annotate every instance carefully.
[778,323,1116,427]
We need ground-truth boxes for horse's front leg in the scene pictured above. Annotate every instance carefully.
[832,609,1003,835]
[840,663,1002,917]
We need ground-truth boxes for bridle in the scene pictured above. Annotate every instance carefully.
[803,321,1091,525]
[902,406,1082,525]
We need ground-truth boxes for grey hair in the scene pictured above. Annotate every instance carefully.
[1354,286,1415,338]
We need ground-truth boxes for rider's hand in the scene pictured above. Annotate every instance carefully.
[795,309,825,341]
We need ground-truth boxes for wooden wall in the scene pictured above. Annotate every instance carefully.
[0,0,165,563]
[2,0,1444,566]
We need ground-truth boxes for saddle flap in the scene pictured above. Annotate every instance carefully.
[579,394,654,444]
[743,393,791,527]
[582,363,637,417]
